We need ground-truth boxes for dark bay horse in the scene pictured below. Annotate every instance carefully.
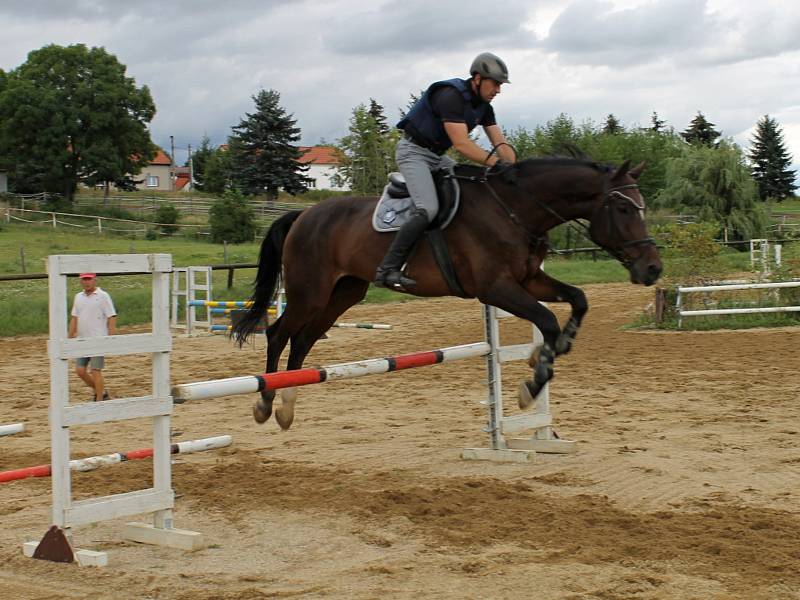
[233,157,662,429]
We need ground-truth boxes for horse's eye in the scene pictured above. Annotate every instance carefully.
[617,203,631,214]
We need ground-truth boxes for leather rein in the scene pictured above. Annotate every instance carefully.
[452,166,656,267]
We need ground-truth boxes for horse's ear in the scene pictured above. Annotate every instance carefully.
[629,161,646,180]
[612,160,631,180]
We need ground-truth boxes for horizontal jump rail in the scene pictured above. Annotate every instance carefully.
[172,342,492,403]
[0,423,25,437]
[331,323,392,330]
[0,435,231,484]
[678,280,800,293]
[680,306,800,317]
[189,300,254,308]
[210,307,277,315]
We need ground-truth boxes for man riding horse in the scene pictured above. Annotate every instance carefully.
[374,52,518,291]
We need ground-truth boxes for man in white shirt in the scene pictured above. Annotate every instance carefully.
[69,273,117,401]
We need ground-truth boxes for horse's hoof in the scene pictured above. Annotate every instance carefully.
[527,345,542,369]
[274,388,297,431]
[253,398,273,423]
[518,381,540,409]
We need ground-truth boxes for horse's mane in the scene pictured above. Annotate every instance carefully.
[456,145,615,180]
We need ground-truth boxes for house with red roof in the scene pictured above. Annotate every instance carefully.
[298,146,345,191]
[135,149,173,191]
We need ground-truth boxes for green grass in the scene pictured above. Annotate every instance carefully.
[5,219,799,336]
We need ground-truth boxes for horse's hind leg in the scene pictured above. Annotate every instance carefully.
[274,276,369,430]
[524,272,588,356]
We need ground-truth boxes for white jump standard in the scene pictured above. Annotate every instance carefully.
[29,253,215,567]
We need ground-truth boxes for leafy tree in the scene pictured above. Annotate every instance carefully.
[333,103,398,195]
[748,115,796,201]
[506,117,685,202]
[203,146,232,194]
[656,140,767,241]
[681,111,721,146]
[209,189,256,243]
[0,44,155,201]
[228,89,311,200]
[651,111,666,133]
[603,114,623,135]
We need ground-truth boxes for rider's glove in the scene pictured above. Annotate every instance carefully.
[488,160,517,185]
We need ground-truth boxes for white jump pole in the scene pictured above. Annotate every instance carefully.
[0,423,25,437]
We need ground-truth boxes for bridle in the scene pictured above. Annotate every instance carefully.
[595,183,656,269]
[467,162,656,269]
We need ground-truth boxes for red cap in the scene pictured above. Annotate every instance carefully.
[79,273,96,279]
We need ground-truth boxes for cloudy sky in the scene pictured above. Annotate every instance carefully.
[1,0,798,177]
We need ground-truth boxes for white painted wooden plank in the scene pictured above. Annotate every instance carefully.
[680,306,800,317]
[461,448,535,462]
[48,257,72,529]
[55,333,171,359]
[500,413,552,435]
[679,280,800,293]
[506,437,577,454]
[54,253,171,275]
[497,342,535,363]
[66,489,174,527]
[124,523,205,551]
[63,396,173,426]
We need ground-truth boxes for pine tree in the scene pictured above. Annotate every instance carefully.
[399,90,425,119]
[603,114,622,135]
[189,135,215,191]
[681,111,721,146]
[651,111,666,133]
[228,89,311,200]
[368,98,390,135]
[748,115,796,201]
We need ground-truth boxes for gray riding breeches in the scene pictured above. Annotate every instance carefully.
[395,137,456,222]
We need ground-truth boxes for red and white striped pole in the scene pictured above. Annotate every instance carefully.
[0,435,231,484]
[172,342,490,403]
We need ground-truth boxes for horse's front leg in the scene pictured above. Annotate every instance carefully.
[480,279,561,409]
[524,271,588,357]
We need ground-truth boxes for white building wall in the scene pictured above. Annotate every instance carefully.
[306,164,346,191]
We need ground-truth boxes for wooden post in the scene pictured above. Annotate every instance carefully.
[227,268,234,290]
[654,287,666,324]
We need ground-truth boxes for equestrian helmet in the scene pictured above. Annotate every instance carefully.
[470,52,510,84]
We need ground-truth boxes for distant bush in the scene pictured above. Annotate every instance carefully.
[209,190,256,244]
[155,203,180,235]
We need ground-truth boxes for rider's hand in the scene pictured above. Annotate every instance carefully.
[488,160,517,185]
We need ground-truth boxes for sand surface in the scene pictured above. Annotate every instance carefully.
[1,283,799,599]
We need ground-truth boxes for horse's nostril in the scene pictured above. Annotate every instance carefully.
[648,264,662,278]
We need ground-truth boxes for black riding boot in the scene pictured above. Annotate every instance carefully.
[374,209,430,290]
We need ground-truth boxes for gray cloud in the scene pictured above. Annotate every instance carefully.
[542,0,714,65]
[0,1,797,176]
[322,0,536,55]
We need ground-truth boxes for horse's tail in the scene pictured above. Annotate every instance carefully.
[232,209,304,346]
